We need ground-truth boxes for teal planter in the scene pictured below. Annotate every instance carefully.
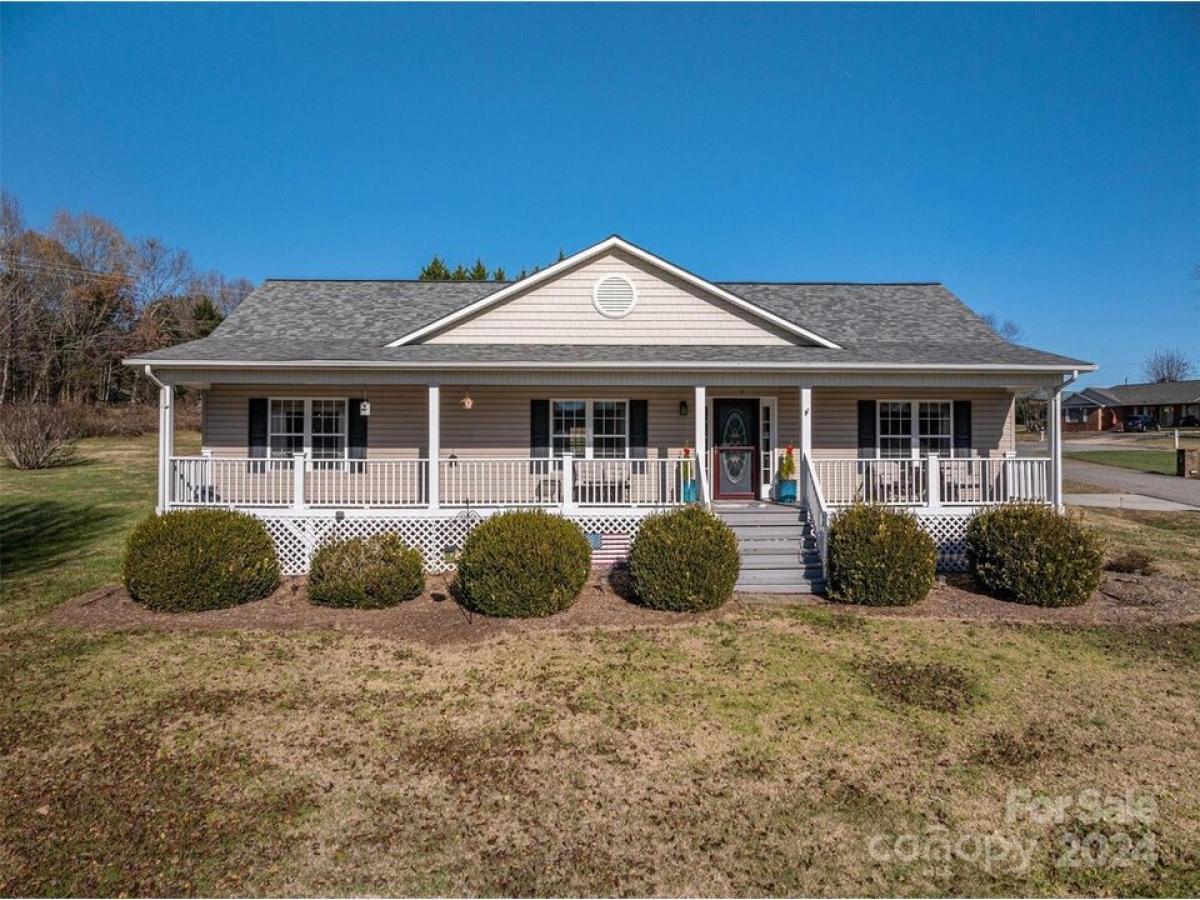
[681,479,699,503]
[776,479,797,503]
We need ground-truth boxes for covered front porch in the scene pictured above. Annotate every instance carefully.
[155,381,1062,517]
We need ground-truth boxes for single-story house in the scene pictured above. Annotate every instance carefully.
[126,236,1094,591]
[1062,381,1200,432]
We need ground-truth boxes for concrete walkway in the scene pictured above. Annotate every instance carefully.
[1065,492,1199,512]
[1062,458,1200,507]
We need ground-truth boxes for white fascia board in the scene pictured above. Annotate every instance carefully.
[383,235,843,350]
[125,356,1097,374]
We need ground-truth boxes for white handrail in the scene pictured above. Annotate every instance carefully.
[801,453,833,574]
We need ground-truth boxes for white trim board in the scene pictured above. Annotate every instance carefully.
[382,236,844,350]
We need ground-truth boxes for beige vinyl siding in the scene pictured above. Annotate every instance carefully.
[202,383,1012,460]
[426,249,797,346]
[202,385,426,458]
[809,388,1015,458]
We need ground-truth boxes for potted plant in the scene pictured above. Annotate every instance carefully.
[680,445,699,502]
[775,444,797,502]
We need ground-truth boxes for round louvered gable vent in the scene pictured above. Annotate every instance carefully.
[592,275,637,318]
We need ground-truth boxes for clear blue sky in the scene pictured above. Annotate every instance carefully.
[2,3,1197,387]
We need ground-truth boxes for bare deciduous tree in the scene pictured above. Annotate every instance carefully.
[0,190,250,407]
[979,312,1023,343]
[1142,347,1195,383]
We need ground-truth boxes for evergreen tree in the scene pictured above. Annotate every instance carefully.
[492,267,507,281]
[450,264,468,281]
[418,255,452,281]
[193,295,225,337]
[469,258,489,281]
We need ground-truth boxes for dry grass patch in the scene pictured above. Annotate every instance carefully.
[1077,508,1200,583]
[2,618,1199,896]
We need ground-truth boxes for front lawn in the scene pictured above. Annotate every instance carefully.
[1064,450,1178,476]
[1074,507,1200,583]
[0,432,199,626]
[3,436,1200,895]
[3,619,1199,896]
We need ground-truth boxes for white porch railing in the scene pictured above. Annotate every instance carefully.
[801,453,833,568]
[572,457,693,507]
[168,453,1052,513]
[810,455,1051,508]
[307,459,427,508]
[938,457,1050,506]
[811,458,928,505]
[438,457,563,507]
[169,456,294,507]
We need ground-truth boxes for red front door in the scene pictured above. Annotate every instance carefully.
[712,400,758,499]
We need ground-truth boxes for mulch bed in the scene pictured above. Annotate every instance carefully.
[48,569,1200,645]
[804,573,1200,627]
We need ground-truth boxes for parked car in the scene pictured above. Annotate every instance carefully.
[1123,414,1160,432]
[1179,415,1200,428]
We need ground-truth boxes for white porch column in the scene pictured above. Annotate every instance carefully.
[157,384,173,513]
[428,384,441,510]
[1049,388,1063,510]
[799,385,813,483]
[694,384,708,504]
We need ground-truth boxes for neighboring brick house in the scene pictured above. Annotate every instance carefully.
[1063,380,1200,431]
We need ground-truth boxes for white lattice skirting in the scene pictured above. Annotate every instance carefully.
[915,513,973,572]
[256,511,651,575]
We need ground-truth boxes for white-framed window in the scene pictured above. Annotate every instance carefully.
[269,399,306,459]
[877,400,960,458]
[550,399,629,459]
[878,401,913,459]
[1065,407,1088,424]
[917,401,953,457]
[269,398,349,461]
[310,399,347,460]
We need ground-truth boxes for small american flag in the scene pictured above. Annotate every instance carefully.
[587,531,631,566]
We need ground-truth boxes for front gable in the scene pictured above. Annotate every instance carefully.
[388,236,840,348]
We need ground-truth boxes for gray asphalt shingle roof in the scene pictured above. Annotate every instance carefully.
[1074,380,1200,406]
[131,278,1091,370]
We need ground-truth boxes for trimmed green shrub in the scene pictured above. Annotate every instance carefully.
[309,533,425,608]
[456,510,591,618]
[123,509,279,612]
[628,506,740,612]
[966,504,1102,607]
[827,504,936,606]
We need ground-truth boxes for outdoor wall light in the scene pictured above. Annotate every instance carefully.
[461,389,474,410]
[679,400,688,416]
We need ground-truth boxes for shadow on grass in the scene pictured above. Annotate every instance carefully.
[0,500,120,577]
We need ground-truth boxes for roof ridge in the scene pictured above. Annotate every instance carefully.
[262,278,514,284]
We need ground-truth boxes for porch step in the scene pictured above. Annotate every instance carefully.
[715,503,826,596]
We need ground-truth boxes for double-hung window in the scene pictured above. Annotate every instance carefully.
[268,398,348,464]
[269,399,305,459]
[878,400,957,458]
[551,399,629,459]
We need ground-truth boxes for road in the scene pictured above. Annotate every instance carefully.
[1017,437,1200,507]
[1062,458,1200,508]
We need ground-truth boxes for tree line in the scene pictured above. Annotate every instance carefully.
[0,191,252,406]
[417,248,565,283]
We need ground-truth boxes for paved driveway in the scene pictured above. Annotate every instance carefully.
[1017,437,1200,506]
[1062,458,1200,507]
